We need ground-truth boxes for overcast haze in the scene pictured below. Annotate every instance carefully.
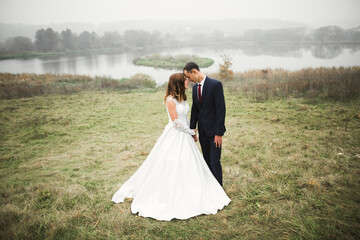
[0,0,359,28]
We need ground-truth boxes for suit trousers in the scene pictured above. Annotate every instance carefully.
[199,133,223,186]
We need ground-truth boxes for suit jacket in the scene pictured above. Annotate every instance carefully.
[190,76,226,137]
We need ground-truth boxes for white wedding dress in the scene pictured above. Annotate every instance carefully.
[111,96,231,221]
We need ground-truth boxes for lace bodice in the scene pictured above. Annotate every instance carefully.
[165,96,194,135]
[166,96,190,123]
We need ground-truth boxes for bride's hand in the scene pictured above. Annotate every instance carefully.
[191,130,198,142]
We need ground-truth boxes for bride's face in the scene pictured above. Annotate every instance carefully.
[184,77,190,89]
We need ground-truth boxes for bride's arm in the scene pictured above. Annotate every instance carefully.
[166,98,178,122]
[166,99,195,135]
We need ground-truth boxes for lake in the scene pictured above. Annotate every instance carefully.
[0,44,359,85]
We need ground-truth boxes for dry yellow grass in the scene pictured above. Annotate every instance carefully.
[213,66,360,100]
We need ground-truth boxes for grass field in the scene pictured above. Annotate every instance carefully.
[0,87,359,239]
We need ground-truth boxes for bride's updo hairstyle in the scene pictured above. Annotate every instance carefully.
[164,73,187,102]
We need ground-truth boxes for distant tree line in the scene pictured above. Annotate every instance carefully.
[0,28,166,53]
[0,25,359,54]
[237,26,360,43]
[178,26,360,44]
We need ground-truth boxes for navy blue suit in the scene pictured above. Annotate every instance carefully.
[190,76,226,185]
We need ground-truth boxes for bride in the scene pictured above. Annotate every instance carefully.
[112,73,230,221]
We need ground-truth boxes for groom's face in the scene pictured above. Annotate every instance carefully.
[183,70,196,83]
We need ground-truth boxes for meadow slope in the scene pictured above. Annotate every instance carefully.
[0,89,359,239]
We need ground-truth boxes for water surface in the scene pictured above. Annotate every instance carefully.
[0,44,359,85]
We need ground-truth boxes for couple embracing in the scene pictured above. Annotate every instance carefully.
[112,62,230,221]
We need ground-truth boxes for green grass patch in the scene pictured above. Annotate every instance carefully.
[133,54,214,70]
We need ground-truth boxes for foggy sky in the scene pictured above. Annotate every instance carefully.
[0,0,359,28]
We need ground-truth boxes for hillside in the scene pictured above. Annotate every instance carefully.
[0,89,359,239]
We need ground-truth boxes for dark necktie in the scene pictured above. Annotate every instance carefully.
[198,83,202,103]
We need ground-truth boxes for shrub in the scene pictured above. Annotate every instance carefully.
[128,74,156,88]
[218,54,234,81]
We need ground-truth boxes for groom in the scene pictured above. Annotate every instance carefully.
[183,62,226,186]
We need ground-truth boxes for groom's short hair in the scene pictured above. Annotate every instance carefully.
[183,62,200,73]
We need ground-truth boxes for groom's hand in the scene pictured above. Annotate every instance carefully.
[214,135,222,148]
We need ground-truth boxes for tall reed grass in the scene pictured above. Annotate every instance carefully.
[2,66,359,101]
[216,66,360,101]
[0,73,156,99]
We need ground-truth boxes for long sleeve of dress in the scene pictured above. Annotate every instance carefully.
[173,119,195,135]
